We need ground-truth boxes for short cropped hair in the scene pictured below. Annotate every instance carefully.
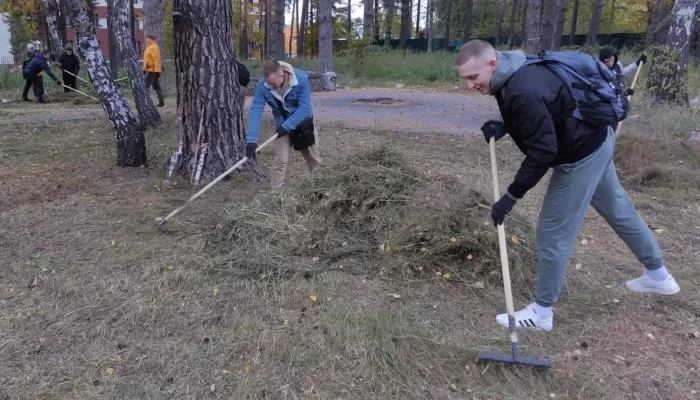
[146,34,157,40]
[263,61,282,77]
[456,39,496,66]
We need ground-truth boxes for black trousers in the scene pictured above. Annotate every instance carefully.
[22,76,44,101]
[62,72,77,92]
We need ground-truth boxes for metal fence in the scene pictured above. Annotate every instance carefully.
[0,57,15,65]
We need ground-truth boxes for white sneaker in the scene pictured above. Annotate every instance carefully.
[625,274,680,295]
[496,304,553,332]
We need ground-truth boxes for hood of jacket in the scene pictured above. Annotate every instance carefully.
[490,50,526,95]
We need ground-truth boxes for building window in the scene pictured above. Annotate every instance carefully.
[98,18,107,29]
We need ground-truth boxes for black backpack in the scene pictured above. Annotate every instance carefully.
[237,61,250,87]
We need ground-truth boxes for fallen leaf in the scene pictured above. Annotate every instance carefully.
[581,239,589,245]
[575,263,582,270]
[210,384,216,392]
[105,367,115,375]
[388,293,402,299]
[212,288,220,295]
[436,271,442,277]
[309,295,319,302]
[511,235,520,244]
[28,275,38,289]
[420,247,427,252]
[693,331,699,338]
[449,383,457,391]
[550,394,556,399]
[572,349,582,357]
[613,299,620,303]
[654,228,665,234]
[450,237,456,242]
[467,254,473,260]
[418,266,424,271]
[111,240,116,247]
[379,243,386,252]
[474,281,485,289]
[312,257,319,262]
[647,333,655,340]
[284,319,289,325]
[166,265,174,271]
[442,273,451,280]
[605,285,613,289]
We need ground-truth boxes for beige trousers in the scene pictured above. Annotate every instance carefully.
[271,126,322,189]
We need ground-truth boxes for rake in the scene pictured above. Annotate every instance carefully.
[476,136,552,369]
[157,134,278,232]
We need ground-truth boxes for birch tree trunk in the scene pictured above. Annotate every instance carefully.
[173,0,263,181]
[265,0,272,59]
[107,0,120,76]
[442,0,450,50]
[40,0,63,55]
[375,0,380,41]
[144,0,166,94]
[569,0,578,46]
[506,0,519,48]
[384,0,395,45]
[58,0,68,43]
[289,0,295,56]
[319,0,333,71]
[463,0,473,41]
[64,0,147,167]
[298,0,309,55]
[646,0,699,105]
[114,0,162,130]
[525,0,542,54]
[276,0,285,58]
[585,0,604,46]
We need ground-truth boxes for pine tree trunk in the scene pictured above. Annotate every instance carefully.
[129,0,136,45]
[375,0,380,41]
[40,0,63,55]
[521,0,527,39]
[144,0,166,94]
[384,0,395,45]
[415,0,420,38]
[463,0,473,41]
[288,0,295,56]
[645,0,664,48]
[347,0,352,38]
[585,0,604,46]
[443,0,451,49]
[495,0,507,47]
[506,0,519,48]
[540,0,556,50]
[298,0,308,55]
[569,0,578,46]
[276,0,285,58]
[399,0,410,49]
[64,0,147,167]
[319,0,333,71]
[265,0,272,59]
[107,0,120,76]
[364,0,373,38]
[241,0,249,59]
[551,0,567,49]
[525,0,542,53]
[58,0,68,43]
[114,0,162,130]
[173,0,262,181]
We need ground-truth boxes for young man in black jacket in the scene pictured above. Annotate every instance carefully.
[58,46,80,92]
[456,40,680,332]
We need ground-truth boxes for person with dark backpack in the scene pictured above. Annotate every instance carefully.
[455,40,679,332]
[237,60,250,115]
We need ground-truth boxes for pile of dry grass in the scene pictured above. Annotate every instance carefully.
[211,147,537,287]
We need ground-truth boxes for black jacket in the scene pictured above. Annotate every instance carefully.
[495,63,607,199]
[58,52,80,74]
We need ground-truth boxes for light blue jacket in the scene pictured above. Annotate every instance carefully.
[246,68,313,144]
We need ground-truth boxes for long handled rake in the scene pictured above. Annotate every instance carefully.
[157,134,278,232]
[615,60,644,137]
[476,136,552,369]
[61,84,99,101]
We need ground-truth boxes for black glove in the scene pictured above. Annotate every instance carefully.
[275,126,289,137]
[56,80,62,86]
[246,143,257,160]
[481,120,507,144]
[143,70,146,76]
[627,88,635,96]
[491,192,518,226]
[637,53,647,66]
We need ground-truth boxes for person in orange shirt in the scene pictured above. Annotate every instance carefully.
[143,34,165,107]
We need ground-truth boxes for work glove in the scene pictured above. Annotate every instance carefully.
[481,120,507,144]
[143,70,147,76]
[636,53,647,66]
[491,192,518,226]
[275,126,289,137]
[627,88,635,96]
[246,143,257,160]
[56,80,62,86]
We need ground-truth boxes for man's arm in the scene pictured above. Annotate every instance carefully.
[41,60,60,82]
[621,62,638,79]
[246,80,268,144]
[505,91,558,199]
[280,73,312,132]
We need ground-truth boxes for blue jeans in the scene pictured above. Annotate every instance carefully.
[534,127,665,307]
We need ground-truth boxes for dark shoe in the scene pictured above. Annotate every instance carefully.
[37,99,45,103]
[23,97,31,102]
[157,102,165,107]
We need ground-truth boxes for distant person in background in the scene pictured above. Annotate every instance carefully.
[23,49,62,103]
[58,46,80,92]
[599,46,647,81]
[22,43,40,101]
[143,34,165,107]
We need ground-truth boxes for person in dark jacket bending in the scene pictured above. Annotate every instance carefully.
[23,49,62,103]
[455,40,679,332]
[58,46,80,92]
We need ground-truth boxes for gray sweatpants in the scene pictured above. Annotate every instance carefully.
[534,127,664,307]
